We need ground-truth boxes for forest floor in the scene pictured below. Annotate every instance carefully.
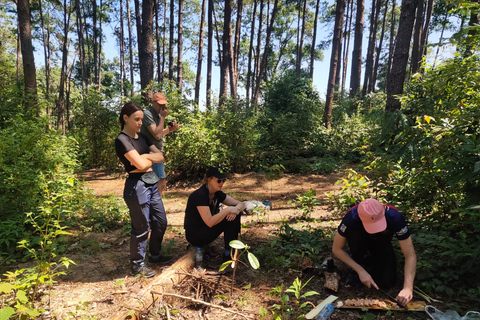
[35,170,430,320]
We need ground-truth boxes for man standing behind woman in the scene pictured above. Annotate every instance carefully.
[140,92,179,194]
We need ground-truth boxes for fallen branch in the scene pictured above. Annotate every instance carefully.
[152,291,254,320]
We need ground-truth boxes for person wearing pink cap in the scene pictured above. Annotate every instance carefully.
[140,92,179,194]
[332,198,417,306]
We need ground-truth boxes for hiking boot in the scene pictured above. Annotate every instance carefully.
[131,264,156,278]
[148,254,173,264]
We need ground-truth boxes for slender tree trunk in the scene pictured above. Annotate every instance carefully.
[16,23,21,83]
[310,0,321,79]
[231,0,243,99]
[98,0,103,90]
[246,0,257,105]
[297,0,307,74]
[162,0,166,75]
[433,13,447,68]
[386,0,418,111]
[387,0,396,78]
[127,5,135,97]
[120,0,126,95]
[155,0,161,83]
[335,2,344,93]
[362,0,380,96]
[253,0,279,105]
[349,0,364,100]
[137,0,155,100]
[253,0,264,103]
[76,0,86,90]
[169,0,175,80]
[57,0,72,134]
[220,0,233,105]
[324,0,345,128]
[342,0,353,91]
[373,0,388,89]
[17,0,38,104]
[93,0,98,85]
[410,0,424,74]
[39,0,51,120]
[206,0,213,110]
[177,0,184,91]
[194,0,206,107]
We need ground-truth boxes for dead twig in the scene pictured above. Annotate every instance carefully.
[151,291,254,320]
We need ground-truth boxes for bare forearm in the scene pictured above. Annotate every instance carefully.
[141,152,164,163]
[403,254,417,290]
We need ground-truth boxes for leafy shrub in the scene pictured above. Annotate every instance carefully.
[291,188,321,219]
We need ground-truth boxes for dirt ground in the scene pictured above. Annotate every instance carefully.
[37,170,427,320]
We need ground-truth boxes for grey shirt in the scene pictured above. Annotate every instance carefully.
[140,106,164,152]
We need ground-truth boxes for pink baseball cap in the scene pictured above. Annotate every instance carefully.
[358,198,386,234]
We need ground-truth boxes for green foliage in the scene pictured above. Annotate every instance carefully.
[71,91,120,171]
[291,188,321,219]
[324,169,375,216]
[0,187,75,319]
[269,277,319,319]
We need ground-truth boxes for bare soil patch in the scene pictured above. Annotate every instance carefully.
[38,170,424,319]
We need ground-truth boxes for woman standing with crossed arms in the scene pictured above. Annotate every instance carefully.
[115,102,171,278]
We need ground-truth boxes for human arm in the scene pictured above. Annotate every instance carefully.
[140,145,164,163]
[146,107,169,140]
[331,232,379,290]
[396,237,417,305]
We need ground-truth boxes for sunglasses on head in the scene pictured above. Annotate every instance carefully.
[217,179,226,184]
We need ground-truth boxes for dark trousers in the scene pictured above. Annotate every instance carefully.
[123,177,167,267]
[347,228,397,289]
[186,214,241,251]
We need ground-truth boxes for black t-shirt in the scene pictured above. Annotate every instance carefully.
[184,184,227,230]
[115,132,153,172]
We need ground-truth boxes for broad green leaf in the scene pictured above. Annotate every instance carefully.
[229,240,246,249]
[247,252,260,269]
[0,283,13,294]
[219,260,231,271]
[0,307,15,320]
[16,290,28,303]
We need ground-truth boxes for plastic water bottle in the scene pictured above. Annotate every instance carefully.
[195,247,203,269]
[315,303,334,320]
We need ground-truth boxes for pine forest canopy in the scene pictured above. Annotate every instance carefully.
[2,0,473,127]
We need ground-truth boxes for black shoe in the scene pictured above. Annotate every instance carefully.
[131,265,156,278]
[148,255,173,264]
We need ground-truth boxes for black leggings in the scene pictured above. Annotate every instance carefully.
[186,214,241,251]
[347,229,397,289]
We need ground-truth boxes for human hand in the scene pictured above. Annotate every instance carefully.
[160,107,169,117]
[396,288,413,306]
[225,213,237,221]
[358,270,379,290]
[168,122,179,132]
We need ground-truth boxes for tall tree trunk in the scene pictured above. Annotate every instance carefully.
[231,0,243,99]
[349,0,364,100]
[120,0,126,95]
[127,5,135,97]
[177,0,183,91]
[162,0,166,75]
[386,0,418,111]
[342,0,353,91]
[155,0,162,83]
[324,0,345,128]
[220,0,232,104]
[253,0,264,103]
[362,0,380,96]
[76,0,87,90]
[93,0,98,85]
[373,0,388,89]
[39,0,51,120]
[253,0,279,105]
[57,0,72,134]
[310,0,321,79]
[206,0,213,110]
[17,0,37,104]
[168,0,175,80]
[335,2,344,93]
[16,23,21,83]
[98,0,103,90]
[195,0,206,107]
[296,0,307,74]
[136,0,155,101]
[387,0,395,78]
[410,0,424,74]
[246,0,257,105]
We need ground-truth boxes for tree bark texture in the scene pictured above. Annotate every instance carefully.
[177,0,184,92]
[349,0,364,99]
[17,0,37,101]
[386,0,418,111]
[136,0,155,100]
[324,0,345,129]
[195,0,207,107]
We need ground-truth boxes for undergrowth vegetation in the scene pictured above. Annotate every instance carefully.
[1,56,480,317]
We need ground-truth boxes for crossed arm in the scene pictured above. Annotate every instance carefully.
[124,145,164,172]
[197,196,245,227]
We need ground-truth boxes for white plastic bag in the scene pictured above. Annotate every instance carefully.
[426,305,480,320]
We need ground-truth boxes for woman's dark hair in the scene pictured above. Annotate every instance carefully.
[119,102,143,129]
